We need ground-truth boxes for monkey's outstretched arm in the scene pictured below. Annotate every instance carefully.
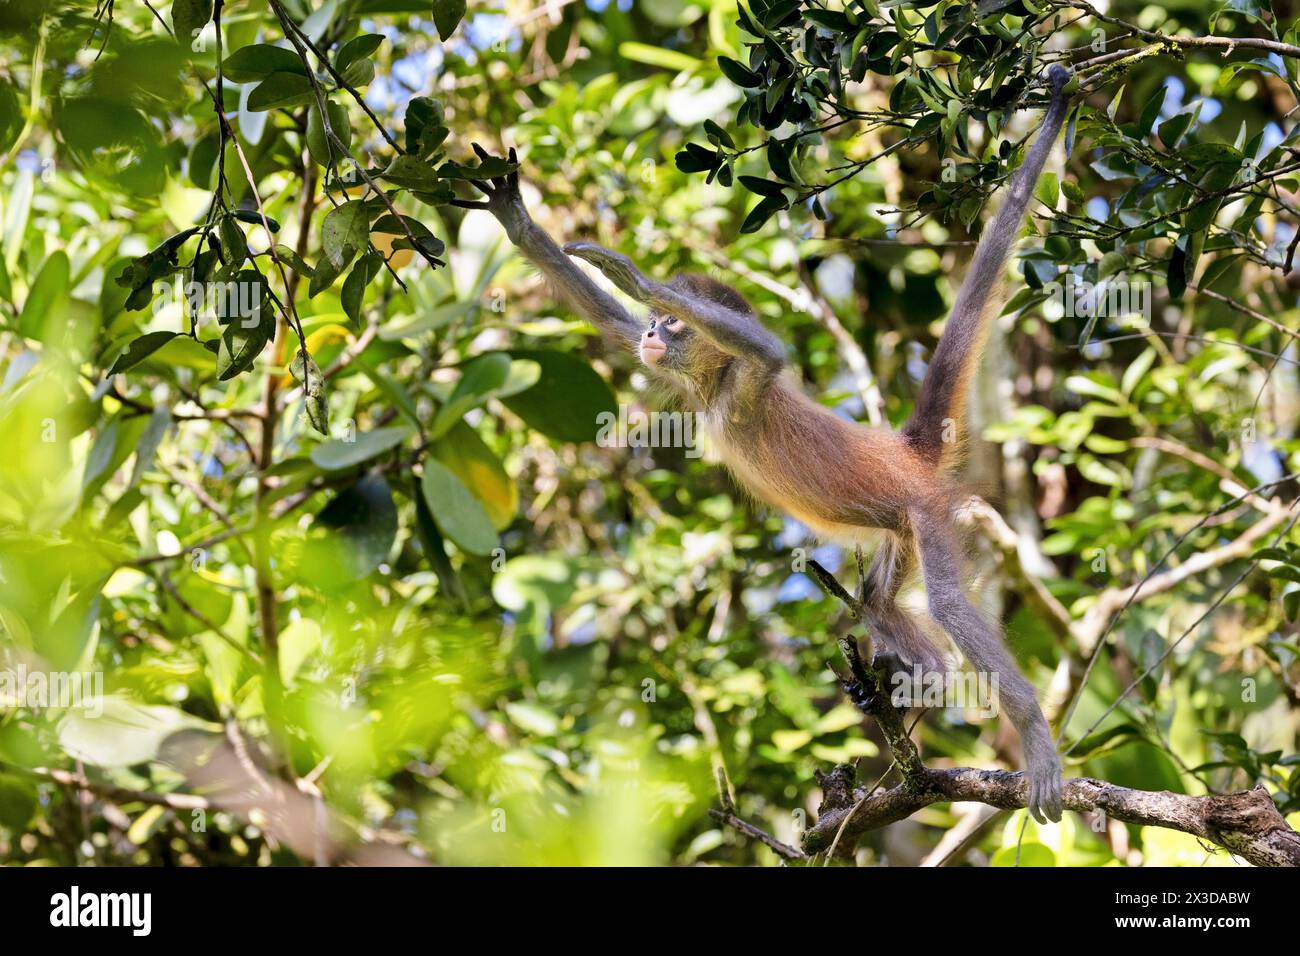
[467,146,643,347]
[564,242,786,372]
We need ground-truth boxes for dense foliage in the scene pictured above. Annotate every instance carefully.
[1,0,1298,866]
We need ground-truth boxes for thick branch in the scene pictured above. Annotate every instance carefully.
[805,770,1300,867]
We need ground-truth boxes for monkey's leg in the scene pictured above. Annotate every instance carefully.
[910,507,1064,823]
[859,531,911,607]
[858,530,952,674]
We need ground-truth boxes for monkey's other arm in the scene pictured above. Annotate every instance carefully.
[564,242,786,373]
[467,146,642,346]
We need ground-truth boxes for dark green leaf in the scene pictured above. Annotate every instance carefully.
[322,200,370,271]
[432,0,468,41]
[718,56,762,87]
[107,331,179,375]
[311,426,412,470]
[304,474,398,584]
[171,0,213,52]
[247,72,315,112]
[222,44,306,84]
[500,350,618,443]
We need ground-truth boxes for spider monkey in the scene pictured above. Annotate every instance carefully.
[469,65,1073,822]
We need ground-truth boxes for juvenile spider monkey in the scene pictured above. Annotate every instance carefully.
[470,65,1072,822]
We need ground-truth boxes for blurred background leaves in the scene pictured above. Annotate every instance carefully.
[0,0,1297,866]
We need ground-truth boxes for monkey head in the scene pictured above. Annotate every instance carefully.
[641,273,751,377]
[563,242,750,378]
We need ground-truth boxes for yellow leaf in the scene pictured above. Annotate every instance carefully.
[432,421,517,531]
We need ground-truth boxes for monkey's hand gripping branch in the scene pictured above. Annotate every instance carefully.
[466,145,640,343]
[465,143,532,244]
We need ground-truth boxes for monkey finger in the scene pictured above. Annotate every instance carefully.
[507,147,519,186]
[563,242,633,272]
[1027,780,1046,824]
[468,178,496,197]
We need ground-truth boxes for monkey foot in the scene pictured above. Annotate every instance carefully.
[1026,751,1064,824]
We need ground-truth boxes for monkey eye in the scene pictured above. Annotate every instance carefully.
[663,317,685,333]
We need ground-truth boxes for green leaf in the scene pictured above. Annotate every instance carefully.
[0,776,36,830]
[1036,171,1058,207]
[341,251,382,323]
[58,695,211,768]
[0,80,22,155]
[222,44,306,83]
[247,72,315,112]
[322,200,370,271]
[171,0,213,51]
[18,250,69,340]
[718,56,761,87]
[433,420,518,530]
[274,244,315,278]
[432,0,468,41]
[1184,161,1239,232]
[216,310,273,380]
[278,618,322,685]
[107,331,179,375]
[675,143,719,174]
[404,96,447,158]
[500,350,617,443]
[411,473,466,607]
[740,194,787,234]
[310,425,412,470]
[703,119,734,149]
[218,215,247,267]
[438,155,516,180]
[990,842,1056,867]
[381,154,440,190]
[430,352,513,439]
[738,175,786,197]
[309,255,341,297]
[618,42,701,73]
[420,458,498,556]
[306,99,352,167]
[336,34,384,71]
[1159,102,1201,149]
[1137,85,1166,137]
[304,474,398,585]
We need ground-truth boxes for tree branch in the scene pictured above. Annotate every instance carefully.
[800,558,1300,866]
[805,769,1300,867]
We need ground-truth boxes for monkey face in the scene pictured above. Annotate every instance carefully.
[640,313,688,368]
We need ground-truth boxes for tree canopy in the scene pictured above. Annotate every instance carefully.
[0,0,1299,867]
